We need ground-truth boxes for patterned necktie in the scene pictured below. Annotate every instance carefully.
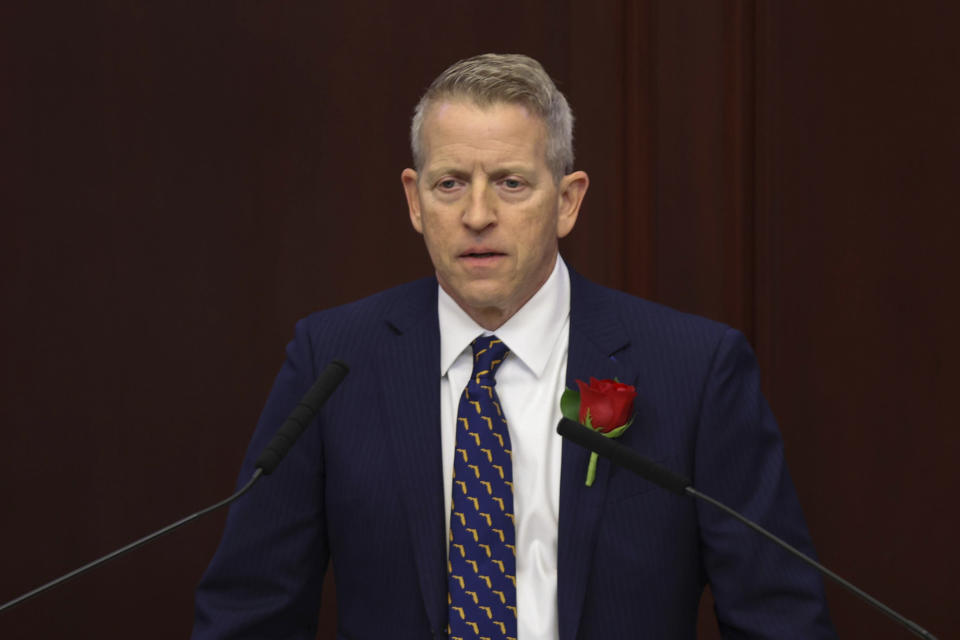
[448,335,516,640]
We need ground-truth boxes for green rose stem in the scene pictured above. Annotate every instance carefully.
[585,452,600,487]
[583,420,632,486]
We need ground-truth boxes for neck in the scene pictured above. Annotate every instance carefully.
[442,257,558,331]
[468,307,512,332]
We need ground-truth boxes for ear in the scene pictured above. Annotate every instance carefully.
[401,168,423,234]
[556,170,589,238]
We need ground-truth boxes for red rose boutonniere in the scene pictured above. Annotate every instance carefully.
[560,377,637,486]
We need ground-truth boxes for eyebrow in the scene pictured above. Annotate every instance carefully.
[424,167,469,182]
[424,164,536,182]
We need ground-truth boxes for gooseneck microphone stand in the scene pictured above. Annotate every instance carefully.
[0,359,349,614]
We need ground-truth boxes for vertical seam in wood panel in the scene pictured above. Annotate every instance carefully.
[753,0,779,403]
[741,1,757,342]
[621,0,657,299]
[721,0,756,340]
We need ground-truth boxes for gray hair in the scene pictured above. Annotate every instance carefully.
[410,53,575,181]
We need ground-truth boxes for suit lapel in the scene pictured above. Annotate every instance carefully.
[557,271,632,640]
[373,273,634,637]
[379,282,447,633]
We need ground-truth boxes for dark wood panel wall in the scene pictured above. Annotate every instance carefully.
[761,4,959,636]
[2,2,955,638]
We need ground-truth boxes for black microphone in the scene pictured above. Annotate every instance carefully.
[256,359,349,474]
[556,417,939,640]
[0,360,349,614]
[557,416,691,495]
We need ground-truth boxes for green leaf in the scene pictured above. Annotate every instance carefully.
[560,387,581,422]
[602,417,634,439]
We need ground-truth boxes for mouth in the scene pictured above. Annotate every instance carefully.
[460,245,505,258]
[459,249,506,267]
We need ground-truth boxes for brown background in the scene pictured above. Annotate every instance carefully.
[2,2,957,638]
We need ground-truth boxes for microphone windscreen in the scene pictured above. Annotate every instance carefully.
[255,360,350,474]
[556,417,691,495]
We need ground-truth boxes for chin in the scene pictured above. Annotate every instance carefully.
[462,292,507,312]
[456,285,508,309]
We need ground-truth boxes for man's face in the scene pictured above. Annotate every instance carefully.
[402,100,588,329]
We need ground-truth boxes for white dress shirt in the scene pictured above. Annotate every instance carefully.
[438,256,569,640]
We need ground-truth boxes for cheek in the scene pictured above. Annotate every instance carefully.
[425,207,457,232]
[517,214,557,252]
[424,234,447,264]
[421,222,460,270]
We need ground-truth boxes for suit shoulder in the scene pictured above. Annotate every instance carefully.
[619,290,728,337]
[574,274,729,337]
[276,277,437,378]
[297,277,436,337]
[569,272,742,368]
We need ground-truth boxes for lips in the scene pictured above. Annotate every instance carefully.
[459,248,505,270]
[460,247,505,258]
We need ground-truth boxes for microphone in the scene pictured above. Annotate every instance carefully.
[0,360,349,614]
[556,417,939,640]
[256,359,349,474]
[557,416,691,495]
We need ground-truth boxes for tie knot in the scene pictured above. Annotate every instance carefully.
[470,335,510,385]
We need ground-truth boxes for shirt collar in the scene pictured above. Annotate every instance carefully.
[438,256,570,378]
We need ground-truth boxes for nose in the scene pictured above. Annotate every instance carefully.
[462,181,496,231]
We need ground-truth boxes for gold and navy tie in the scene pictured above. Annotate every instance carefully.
[448,335,516,639]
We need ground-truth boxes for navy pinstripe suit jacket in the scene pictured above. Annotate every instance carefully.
[193,270,835,639]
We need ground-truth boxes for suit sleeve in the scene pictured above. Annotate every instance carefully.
[192,318,329,639]
[694,328,836,639]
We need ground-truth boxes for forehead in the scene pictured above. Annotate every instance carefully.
[419,99,548,168]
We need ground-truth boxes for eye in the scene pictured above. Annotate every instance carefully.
[436,178,462,192]
[499,178,525,191]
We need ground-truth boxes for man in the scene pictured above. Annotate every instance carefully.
[193,54,834,639]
